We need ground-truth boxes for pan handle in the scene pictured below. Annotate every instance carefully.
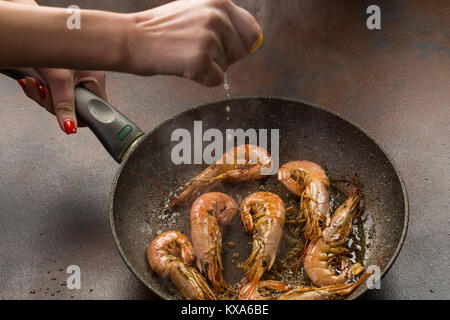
[1,68,145,163]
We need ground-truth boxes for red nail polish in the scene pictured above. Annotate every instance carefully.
[25,76,34,87]
[17,79,26,89]
[37,84,46,99]
[63,119,77,135]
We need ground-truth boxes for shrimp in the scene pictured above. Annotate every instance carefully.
[277,160,330,241]
[190,192,238,294]
[239,272,370,300]
[238,192,286,300]
[239,271,371,300]
[239,280,292,300]
[176,144,272,205]
[278,271,372,300]
[147,231,216,300]
[303,185,362,287]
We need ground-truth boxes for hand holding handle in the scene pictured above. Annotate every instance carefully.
[1,68,144,163]
[74,86,144,162]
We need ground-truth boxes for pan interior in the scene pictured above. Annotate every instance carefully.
[111,97,407,300]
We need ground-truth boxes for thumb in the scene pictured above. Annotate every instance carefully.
[49,77,77,135]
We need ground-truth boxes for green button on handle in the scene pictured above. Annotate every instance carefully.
[74,87,144,163]
[118,125,132,140]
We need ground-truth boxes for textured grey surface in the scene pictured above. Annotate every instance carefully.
[0,0,449,300]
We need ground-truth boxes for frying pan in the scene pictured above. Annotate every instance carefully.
[2,69,408,300]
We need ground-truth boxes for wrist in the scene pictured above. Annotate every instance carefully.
[100,11,134,72]
[118,9,159,75]
[115,12,139,74]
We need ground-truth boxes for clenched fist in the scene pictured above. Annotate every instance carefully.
[125,0,262,86]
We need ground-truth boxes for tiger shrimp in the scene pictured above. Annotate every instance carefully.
[238,192,286,300]
[190,192,238,295]
[175,144,272,206]
[147,230,216,300]
[237,273,370,300]
[238,271,371,300]
[239,280,292,300]
[277,160,330,241]
[277,271,371,300]
[304,184,364,287]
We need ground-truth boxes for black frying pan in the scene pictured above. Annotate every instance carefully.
[2,69,408,300]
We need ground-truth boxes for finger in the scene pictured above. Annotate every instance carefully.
[196,60,224,87]
[75,72,107,127]
[200,7,237,67]
[183,32,226,86]
[207,31,228,72]
[18,77,54,114]
[47,74,77,135]
[75,70,108,101]
[210,8,247,65]
[226,2,262,55]
[69,70,107,127]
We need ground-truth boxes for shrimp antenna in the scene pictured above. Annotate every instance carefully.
[294,239,311,274]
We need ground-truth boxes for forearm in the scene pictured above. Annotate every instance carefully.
[5,0,37,4]
[0,2,130,71]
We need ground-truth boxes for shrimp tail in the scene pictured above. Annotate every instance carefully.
[330,270,372,296]
[188,267,218,300]
[169,263,217,300]
[238,273,259,300]
[205,255,228,294]
[238,259,266,300]
[299,192,326,241]
[332,252,385,297]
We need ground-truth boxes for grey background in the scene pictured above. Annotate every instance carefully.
[0,0,449,299]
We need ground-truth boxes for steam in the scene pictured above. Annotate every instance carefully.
[235,0,361,32]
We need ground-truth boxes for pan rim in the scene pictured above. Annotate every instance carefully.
[108,95,409,300]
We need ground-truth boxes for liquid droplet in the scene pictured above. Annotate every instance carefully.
[224,72,229,90]
[224,72,231,98]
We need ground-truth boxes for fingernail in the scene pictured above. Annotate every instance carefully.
[37,84,46,99]
[25,76,33,86]
[251,32,264,54]
[63,119,77,135]
[17,79,26,89]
